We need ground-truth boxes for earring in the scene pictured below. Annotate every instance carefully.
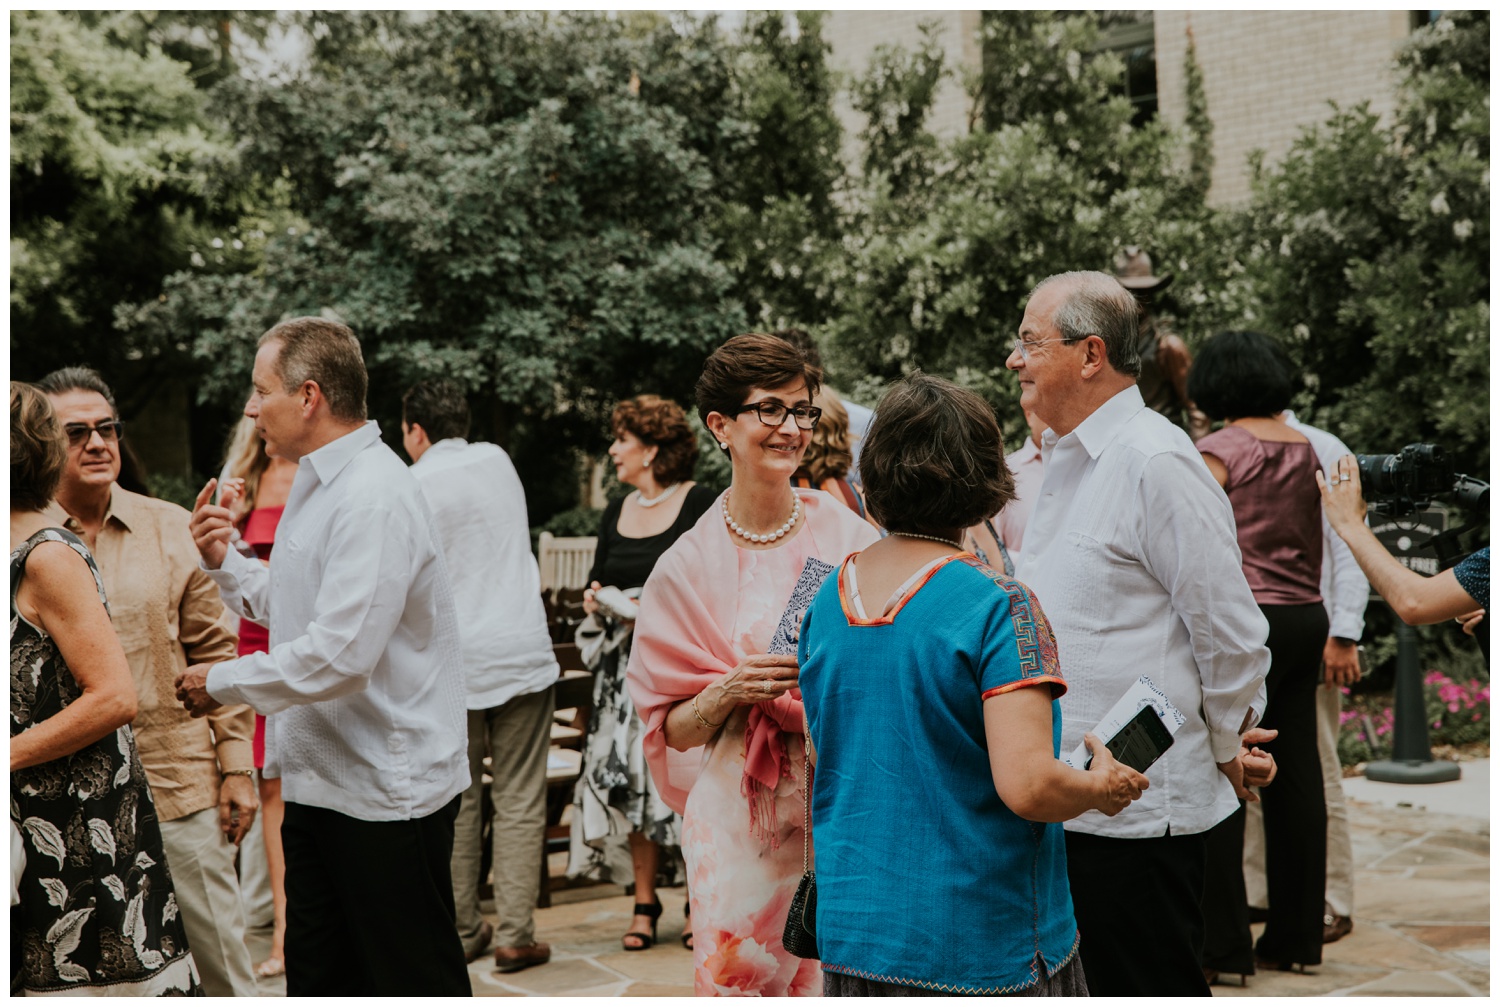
[718,442,728,450]
[643,458,652,469]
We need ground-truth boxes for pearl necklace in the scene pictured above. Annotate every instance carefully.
[722,492,801,544]
[634,483,681,509]
[892,531,964,549]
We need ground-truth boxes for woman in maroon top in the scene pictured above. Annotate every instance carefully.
[220,419,298,978]
[1190,331,1328,982]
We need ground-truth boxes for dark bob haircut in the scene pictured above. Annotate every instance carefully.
[695,333,822,443]
[860,372,1015,536]
[402,378,471,443]
[1186,330,1295,421]
[612,394,699,485]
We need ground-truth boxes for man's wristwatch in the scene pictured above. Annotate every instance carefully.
[1333,637,1358,648]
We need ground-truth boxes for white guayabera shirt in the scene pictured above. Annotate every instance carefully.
[205,421,469,822]
[410,438,558,710]
[1283,413,1370,643]
[1018,385,1271,839]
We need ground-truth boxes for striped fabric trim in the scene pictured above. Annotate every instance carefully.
[821,931,1082,996]
[981,675,1068,701]
[836,552,968,627]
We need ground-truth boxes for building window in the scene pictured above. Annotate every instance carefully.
[1097,15,1158,127]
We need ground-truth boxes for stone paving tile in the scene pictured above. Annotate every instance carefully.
[234,783,1485,997]
[621,981,696,996]
[1453,966,1491,995]
[1397,924,1490,952]
[1335,969,1475,995]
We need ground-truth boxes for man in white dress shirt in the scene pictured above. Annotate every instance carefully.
[1242,413,1369,942]
[993,405,1048,564]
[401,379,560,973]
[1006,272,1273,995]
[176,318,471,995]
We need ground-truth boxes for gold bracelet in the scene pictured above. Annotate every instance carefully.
[692,692,724,730]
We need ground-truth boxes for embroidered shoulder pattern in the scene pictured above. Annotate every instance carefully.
[960,555,1063,689]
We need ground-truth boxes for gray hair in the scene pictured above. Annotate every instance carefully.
[1031,271,1142,378]
[35,366,119,417]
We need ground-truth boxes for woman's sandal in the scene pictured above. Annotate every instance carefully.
[682,900,693,951]
[622,897,663,952]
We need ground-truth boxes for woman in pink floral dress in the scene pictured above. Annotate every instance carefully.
[628,335,879,995]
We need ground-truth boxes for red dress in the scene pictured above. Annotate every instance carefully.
[236,505,284,767]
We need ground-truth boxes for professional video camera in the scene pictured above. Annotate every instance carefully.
[1356,443,1489,519]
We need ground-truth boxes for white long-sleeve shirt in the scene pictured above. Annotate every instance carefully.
[205,421,468,822]
[1018,385,1270,839]
[1284,413,1370,642]
[410,438,558,710]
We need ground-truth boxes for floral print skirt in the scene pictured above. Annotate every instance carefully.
[681,712,819,997]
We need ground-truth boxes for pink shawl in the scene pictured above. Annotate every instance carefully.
[626,488,880,840]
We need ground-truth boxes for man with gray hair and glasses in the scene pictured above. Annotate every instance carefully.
[1005,271,1274,995]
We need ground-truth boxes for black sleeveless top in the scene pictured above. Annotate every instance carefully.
[587,485,717,591]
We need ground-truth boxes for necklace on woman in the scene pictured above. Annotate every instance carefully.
[635,483,681,509]
[722,491,801,544]
[891,531,964,549]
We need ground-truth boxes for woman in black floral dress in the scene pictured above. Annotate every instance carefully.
[10,382,199,996]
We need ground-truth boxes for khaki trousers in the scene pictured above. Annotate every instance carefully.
[236,797,275,928]
[451,686,554,955]
[158,804,258,996]
[1245,680,1354,916]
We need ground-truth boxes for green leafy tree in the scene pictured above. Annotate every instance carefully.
[10,11,245,411]
[75,11,276,88]
[707,12,848,331]
[118,11,752,517]
[826,10,1210,445]
[1182,25,1214,201]
[1229,10,1489,475]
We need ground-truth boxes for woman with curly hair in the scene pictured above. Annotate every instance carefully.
[569,395,717,951]
[792,388,870,520]
[10,382,199,995]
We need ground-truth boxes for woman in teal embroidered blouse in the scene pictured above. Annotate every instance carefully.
[799,374,1149,996]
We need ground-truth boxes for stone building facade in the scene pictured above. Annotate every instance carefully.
[1153,11,1413,205]
[822,10,1420,206]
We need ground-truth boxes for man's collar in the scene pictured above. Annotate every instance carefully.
[50,485,136,534]
[1069,385,1146,460]
[412,437,468,468]
[1015,436,1044,463]
[303,421,382,486]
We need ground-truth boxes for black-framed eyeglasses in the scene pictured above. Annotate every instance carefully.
[63,421,125,447]
[733,401,822,430]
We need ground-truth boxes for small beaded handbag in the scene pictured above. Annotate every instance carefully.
[780,733,818,959]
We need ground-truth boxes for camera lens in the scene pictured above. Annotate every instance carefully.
[1355,453,1401,495]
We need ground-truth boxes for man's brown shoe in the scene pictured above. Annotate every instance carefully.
[494,942,551,974]
[1322,913,1353,944]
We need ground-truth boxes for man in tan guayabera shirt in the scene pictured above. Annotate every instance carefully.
[41,367,259,996]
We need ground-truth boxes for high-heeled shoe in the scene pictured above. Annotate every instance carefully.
[622,897,662,951]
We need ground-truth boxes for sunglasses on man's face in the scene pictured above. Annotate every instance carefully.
[64,421,125,447]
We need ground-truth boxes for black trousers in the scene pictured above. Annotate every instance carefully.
[1066,829,1211,996]
[1202,602,1328,970]
[282,795,471,996]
